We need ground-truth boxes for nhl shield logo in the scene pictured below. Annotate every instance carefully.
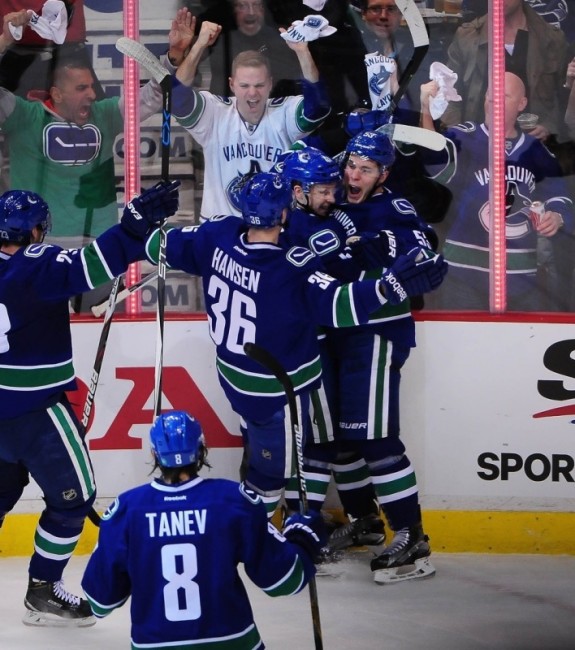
[62,489,78,501]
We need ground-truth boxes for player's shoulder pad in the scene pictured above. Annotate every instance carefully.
[285,245,317,267]
[214,95,232,105]
[101,497,121,522]
[239,482,262,505]
[452,121,476,134]
[269,96,288,107]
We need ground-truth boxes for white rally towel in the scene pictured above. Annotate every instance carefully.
[9,0,68,45]
[428,61,462,120]
[280,15,337,43]
[302,0,329,10]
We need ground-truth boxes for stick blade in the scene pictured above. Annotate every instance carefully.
[115,37,170,84]
[378,123,446,151]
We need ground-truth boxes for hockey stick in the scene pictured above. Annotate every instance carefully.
[91,271,159,318]
[376,122,446,151]
[81,275,123,527]
[385,0,429,118]
[116,37,173,420]
[243,342,323,650]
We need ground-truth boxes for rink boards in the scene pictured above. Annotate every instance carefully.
[2,314,574,557]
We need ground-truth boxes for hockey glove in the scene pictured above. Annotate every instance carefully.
[346,229,398,270]
[121,180,181,239]
[380,247,448,305]
[283,511,327,562]
[344,109,389,137]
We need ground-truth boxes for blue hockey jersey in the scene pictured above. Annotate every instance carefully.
[82,477,315,650]
[424,122,574,297]
[0,226,145,419]
[282,192,437,347]
[145,217,386,421]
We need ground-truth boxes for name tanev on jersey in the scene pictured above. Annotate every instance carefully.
[145,509,208,537]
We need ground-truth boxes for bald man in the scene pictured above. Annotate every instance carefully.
[419,71,574,311]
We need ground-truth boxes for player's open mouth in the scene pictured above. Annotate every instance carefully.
[347,185,362,197]
[247,100,259,109]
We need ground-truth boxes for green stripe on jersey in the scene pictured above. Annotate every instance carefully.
[49,403,96,498]
[0,359,74,390]
[263,556,306,597]
[333,284,360,327]
[295,98,324,132]
[444,241,537,273]
[82,242,115,288]
[175,90,206,129]
[131,624,262,649]
[216,356,321,396]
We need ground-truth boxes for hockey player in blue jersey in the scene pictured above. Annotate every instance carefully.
[420,71,574,311]
[276,147,390,551]
[82,410,326,649]
[143,171,446,519]
[0,181,180,626]
[280,132,444,583]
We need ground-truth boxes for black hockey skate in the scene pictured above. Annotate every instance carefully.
[23,579,96,627]
[327,513,386,552]
[370,524,436,584]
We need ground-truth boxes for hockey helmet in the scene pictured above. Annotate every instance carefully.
[150,411,206,468]
[0,190,51,244]
[241,172,292,228]
[345,130,395,168]
[279,147,341,192]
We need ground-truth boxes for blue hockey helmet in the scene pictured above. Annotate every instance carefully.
[279,147,341,192]
[345,130,395,168]
[150,411,206,468]
[241,172,292,228]
[0,190,51,244]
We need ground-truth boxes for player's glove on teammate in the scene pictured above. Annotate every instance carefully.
[121,180,181,239]
[380,247,448,305]
[283,511,327,562]
[346,229,398,270]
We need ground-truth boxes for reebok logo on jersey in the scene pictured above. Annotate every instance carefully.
[164,495,188,501]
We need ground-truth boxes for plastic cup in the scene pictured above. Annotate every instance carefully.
[517,113,539,132]
[444,0,462,14]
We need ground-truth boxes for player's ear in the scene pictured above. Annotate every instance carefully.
[378,169,390,185]
[228,76,234,94]
[293,184,305,203]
